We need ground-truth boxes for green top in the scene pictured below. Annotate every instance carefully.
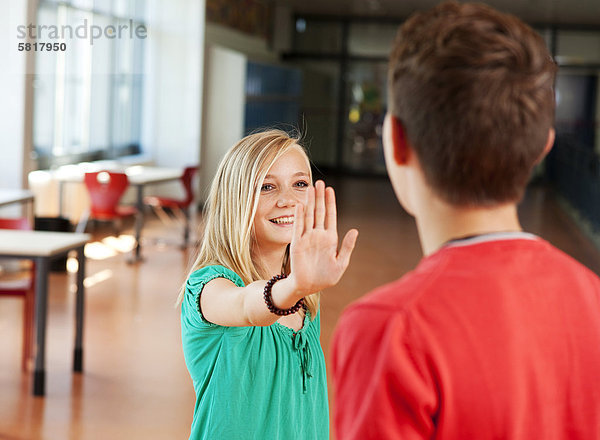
[181,265,329,440]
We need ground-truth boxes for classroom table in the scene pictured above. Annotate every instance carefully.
[0,229,90,396]
[0,189,34,208]
[126,166,184,261]
[0,189,35,222]
[55,165,183,262]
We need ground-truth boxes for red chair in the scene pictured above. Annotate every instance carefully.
[144,166,198,246]
[80,171,137,234]
[0,217,34,371]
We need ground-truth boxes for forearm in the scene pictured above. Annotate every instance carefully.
[242,276,305,326]
[201,275,308,327]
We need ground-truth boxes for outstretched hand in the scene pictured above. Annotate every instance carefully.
[289,180,358,296]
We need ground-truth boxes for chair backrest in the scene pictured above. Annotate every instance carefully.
[84,171,129,217]
[0,217,33,289]
[180,166,198,207]
[0,217,31,231]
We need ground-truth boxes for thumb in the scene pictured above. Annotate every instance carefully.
[336,229,359,270]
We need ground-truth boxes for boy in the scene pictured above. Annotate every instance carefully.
[332,2,600,439]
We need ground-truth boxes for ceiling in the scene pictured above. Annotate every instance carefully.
[276,0,600,26]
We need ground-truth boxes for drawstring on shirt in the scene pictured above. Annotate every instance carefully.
[292,331,313,393]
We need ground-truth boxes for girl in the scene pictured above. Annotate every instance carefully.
[178,129,358,439]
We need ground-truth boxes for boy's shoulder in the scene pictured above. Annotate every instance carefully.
[343,236,599,320]
[343,247,452,318]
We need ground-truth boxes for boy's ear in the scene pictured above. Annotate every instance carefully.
[534,128,555,165]
[390,115,411,165]
[543,128,555,157]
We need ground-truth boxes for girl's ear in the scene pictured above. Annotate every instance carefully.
[390,116,411,165]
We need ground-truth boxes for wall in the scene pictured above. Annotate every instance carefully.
[199,45,246,201]
[198,20,284,202]
[0,0,29,193]
[140,0,206,199]
[204,21,278,64]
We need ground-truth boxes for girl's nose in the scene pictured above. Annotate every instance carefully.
[276,188,299,207]
[276,197,295,208]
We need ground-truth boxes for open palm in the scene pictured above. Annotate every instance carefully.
[289,180,358,295]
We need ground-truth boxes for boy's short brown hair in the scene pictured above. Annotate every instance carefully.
[388,1,557,206]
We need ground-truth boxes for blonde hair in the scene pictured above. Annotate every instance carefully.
[177,129,320,319]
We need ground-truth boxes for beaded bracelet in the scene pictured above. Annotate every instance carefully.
[263,273,304,316]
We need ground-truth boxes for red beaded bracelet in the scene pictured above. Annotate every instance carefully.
[263,273,304,316]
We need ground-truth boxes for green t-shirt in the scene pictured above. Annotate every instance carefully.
[181,265,329,440]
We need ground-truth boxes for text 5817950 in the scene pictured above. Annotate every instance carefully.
[18,42,67,51]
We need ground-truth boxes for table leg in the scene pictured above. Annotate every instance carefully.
[58,181,65,217]
[27,199,34,225]
[74,246,85,372]
[132,185,144,262]
[33,257,49,396]
[75,209,90,234]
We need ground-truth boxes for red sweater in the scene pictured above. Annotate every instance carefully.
[332,235,600,440]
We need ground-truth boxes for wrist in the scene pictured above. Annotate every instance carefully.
[279,274,309,302]
[265,275,304,315]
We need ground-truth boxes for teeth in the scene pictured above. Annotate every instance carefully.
[271,216,294,224]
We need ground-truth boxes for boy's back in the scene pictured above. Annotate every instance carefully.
[333,234,600,439]
[331,2,600,438]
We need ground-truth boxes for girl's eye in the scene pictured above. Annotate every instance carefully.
[261,183,274,191]
[294,180,309,188]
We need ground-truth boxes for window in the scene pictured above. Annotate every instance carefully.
[297,61,340,167]
[33,0,146,169]
[343,61,387,173]
[348,23,397,57]
[556,31,600,65]
[293,19,343,54]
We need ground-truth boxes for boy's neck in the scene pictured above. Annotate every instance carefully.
[416,199,522,256]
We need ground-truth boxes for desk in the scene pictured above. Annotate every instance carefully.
[56,165,183,262]
[126,166,183,261]
[0,189,34,208]
[0,189,34,222]
[0,230,90,396]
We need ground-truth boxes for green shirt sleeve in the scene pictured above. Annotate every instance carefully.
[183,265,245,328]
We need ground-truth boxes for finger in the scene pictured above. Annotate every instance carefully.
[325,186,337,231]
[304,184,315,231]
[292,202,304,244]
[314,180,326,229]
[336,229,359,270]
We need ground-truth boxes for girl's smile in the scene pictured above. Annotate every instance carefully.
[253,147,311,251]
[269,215,295,226]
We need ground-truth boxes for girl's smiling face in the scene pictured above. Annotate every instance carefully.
[252,146,311,253]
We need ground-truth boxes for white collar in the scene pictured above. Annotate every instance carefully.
[444,231,539,249]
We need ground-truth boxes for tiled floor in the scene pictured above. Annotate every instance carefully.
[0,177,598,440]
